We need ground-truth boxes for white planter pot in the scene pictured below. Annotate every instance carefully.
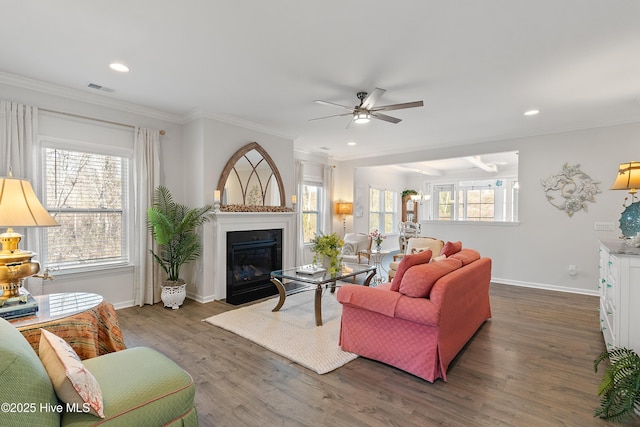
[161,281,187,310]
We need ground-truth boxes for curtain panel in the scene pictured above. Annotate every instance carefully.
[133,127,161,306]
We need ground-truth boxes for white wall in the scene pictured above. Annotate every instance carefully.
[182,116,295,302]
[336,121,640,295]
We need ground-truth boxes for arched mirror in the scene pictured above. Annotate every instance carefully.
[217,142,285,207]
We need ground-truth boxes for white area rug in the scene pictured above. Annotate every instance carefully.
[203,290,357,374]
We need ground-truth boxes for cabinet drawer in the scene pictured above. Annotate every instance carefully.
[600,300,615,349]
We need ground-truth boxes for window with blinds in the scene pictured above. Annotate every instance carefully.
[41,147,130,269]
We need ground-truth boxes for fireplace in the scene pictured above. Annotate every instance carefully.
[203,211,296,303]
[226,229,282,305]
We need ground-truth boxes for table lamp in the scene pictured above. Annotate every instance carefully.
[610,161,640,237]
[0,172,59,300]
[335,202,353,236]
[611,161,640,197]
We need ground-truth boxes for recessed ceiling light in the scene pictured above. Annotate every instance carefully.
[109,63,130,73]
[524,109,539,116]
[347,141,357,146]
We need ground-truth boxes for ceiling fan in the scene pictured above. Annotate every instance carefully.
[310,88,423,126]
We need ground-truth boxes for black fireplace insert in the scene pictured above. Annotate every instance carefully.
[226,229,282,305]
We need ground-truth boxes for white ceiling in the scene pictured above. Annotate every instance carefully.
[2,1,640,162]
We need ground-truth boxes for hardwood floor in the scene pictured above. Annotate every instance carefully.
[116,283,613,427]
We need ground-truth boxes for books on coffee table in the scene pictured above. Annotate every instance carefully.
[296,265,326,275]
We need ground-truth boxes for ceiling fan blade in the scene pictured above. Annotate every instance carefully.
[372,101,424,112]
[308,112,352,121]
[313,100,353,110]
[371,112,402,124]
[360,88,386,110]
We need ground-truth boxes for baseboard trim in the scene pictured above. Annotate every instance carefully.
[186,292,216,304]
[113,300,135,310]
[491,277,598,297]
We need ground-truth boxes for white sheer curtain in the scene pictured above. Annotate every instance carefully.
[133,127,161,306]
[0,100,39,256]
[294,160,304,265]
[322,165,334,234]
[0,100,37,178]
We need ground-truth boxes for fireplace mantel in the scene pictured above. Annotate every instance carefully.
[201,211,297,302]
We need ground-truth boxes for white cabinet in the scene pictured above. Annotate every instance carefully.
[599,240,640,352]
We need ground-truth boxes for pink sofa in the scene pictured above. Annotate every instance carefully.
[336,248,491,382]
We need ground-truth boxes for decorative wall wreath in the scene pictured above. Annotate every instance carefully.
[541,163,600,217]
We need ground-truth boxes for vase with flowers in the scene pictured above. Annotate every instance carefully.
[370,229,386,251]
[310,232,344,276]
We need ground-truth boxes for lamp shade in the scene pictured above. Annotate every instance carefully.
[0,177,59,227]
[611,161,640,194]
[335,202,353,215]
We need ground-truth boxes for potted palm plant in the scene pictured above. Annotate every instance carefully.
[147,186,213,309]
[594,347,640,422]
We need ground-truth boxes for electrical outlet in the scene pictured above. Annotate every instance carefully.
[594,222,615,231]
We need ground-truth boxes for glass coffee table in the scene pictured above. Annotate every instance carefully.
[270,263,376,326]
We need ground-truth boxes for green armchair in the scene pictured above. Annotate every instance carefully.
[0,317,197,426]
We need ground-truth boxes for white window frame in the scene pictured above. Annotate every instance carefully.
[369,187,397,234]
[302,181,323,244]
[38,137,134,274]
[432,179,517,222]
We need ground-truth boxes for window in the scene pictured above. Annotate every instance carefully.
[433,180,515,221]
[41,146,130,270]
[463,188,495,221]
[434,185,455,220]
[302,182,322,243]
[369,188,396,234]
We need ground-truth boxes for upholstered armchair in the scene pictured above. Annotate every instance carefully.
[387,237,444,280]
[340,233,372,265]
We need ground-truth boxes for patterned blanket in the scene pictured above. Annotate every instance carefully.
[17,301,126,360]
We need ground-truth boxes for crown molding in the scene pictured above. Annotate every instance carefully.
[183,108,293,141]
[0,72,182,124]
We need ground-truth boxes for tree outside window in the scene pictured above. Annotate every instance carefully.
[41,147,130,270]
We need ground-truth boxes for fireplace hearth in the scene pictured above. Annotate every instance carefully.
[226,229,282,305]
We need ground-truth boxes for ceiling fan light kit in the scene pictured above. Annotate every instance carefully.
[311,88,423,126]
[354,112,371,124]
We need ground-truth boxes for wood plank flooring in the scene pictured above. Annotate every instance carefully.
[116,283,614,427]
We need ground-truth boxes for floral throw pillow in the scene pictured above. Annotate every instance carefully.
[38,329,105,418]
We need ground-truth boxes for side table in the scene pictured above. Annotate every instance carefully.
[10,292,126,359]
[359,249,390,285]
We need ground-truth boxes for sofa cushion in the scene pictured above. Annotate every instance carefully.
[390,249,432,291]
[39,329,105,418]
[441,241,462,257]
[0,318,60,427]
[63,347,196,426]
[449,248,481,265]
[398,258,463,298]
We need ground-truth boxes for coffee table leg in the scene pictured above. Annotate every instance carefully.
[363,269,376,287]
[315,284,323,326]
[271,277,286,312]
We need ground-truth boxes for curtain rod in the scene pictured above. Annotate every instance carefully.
[39,108,165,135]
